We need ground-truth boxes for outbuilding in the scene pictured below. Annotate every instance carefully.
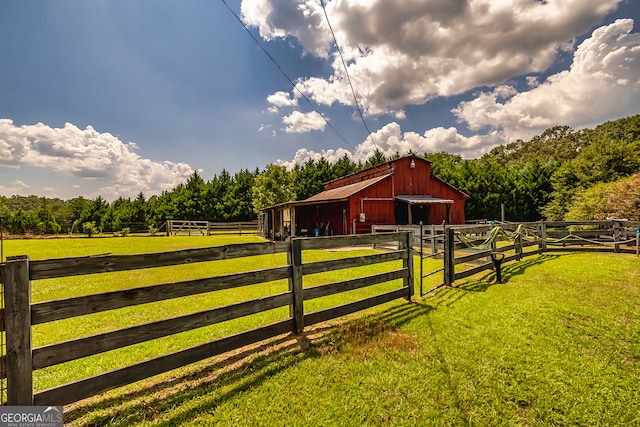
[260,154,468,239]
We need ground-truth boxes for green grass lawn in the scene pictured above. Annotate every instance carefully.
[8,235,404,395]
[2,234,264,261]
[4,236,640,426]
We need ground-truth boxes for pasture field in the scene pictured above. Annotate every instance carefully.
[4,236,640,426]
[2,234,265,260]
[6,235,406,393]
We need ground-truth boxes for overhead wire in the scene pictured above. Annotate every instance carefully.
[320,0,379,151]
[220,0,356,150]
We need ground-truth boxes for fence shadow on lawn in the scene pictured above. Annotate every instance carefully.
[64,303,432,426]
[498,254,560,282]
[426,254,560,309]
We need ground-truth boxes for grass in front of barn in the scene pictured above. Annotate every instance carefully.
[6,236,640,425]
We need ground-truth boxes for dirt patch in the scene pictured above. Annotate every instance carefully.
[314,318,419,359]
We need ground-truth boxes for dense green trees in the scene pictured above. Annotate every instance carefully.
[541,122,640,220]
[292,156,361,200]
[1,115,638,235]
[252,165,295,211]
[477,115,640,220]
[293,158,333,201]
[425,153,557,221]
[0,169,261,235]
[1,196,65,234]
[485,125,582,166]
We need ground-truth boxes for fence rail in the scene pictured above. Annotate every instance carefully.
[0,232,412,406]
[544,220,640,254]
[413,220,638,296]
[208,221,259,235]
[163,220,259,236]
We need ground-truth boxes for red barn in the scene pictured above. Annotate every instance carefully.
[261,154,468,239]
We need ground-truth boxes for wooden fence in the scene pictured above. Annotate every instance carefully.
[542,220,640,254]
[162,220,259,236]
[406,222,543,296]
[441,222,543,289]
[209,221,259,235]
[372,224,444,249]
[0,232,413,406]
[404,220,639,296]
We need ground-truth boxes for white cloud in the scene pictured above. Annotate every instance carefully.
[278,121,504,169]
[262,4,639,171]
[453,19,640,140]
[241,0,332,57]
[278,146,354,170]
[353,122,503,160]
[244,0,623,116]
[282,111,327,133]
[0,119,194,200]
[267,91,299,108]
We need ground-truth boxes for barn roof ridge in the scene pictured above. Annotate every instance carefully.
[322,153,430,190]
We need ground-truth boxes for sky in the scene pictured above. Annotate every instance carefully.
[1,0,639,202]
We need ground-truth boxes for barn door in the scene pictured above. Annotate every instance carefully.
[394,202,409,224]
[411,204,430,225]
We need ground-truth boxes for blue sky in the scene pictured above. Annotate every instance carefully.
[1,0,639,201]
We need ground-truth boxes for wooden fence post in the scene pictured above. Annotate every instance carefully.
[419,223,423,297]
[403,232,414,300]
[443,227,455,286]
[4,255,33,405]
[288,239,304,333]
[539,222,547,253]
[613,221,620,253]
[430,225,437,254]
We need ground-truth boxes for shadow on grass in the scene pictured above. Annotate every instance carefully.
[417,256,558,426]
[426,254,560,308]
[499,254,560,281]
[64,302,433,426]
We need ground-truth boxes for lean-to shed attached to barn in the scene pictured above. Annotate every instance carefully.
[260,154,468,239]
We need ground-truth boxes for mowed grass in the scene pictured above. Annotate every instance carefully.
[2,234,264,261]
[5,235,404,394]
[4,237,640,425]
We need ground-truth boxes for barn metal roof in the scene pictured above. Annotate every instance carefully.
[395,195,454,204]
[301,173,392,204]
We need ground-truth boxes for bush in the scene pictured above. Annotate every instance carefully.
[566,173,640,221]
[82,221,99,237]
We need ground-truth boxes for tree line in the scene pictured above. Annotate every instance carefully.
[1,115,638,235]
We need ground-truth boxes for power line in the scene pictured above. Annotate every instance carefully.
[220,0,357,150]
[320,0,378,150]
